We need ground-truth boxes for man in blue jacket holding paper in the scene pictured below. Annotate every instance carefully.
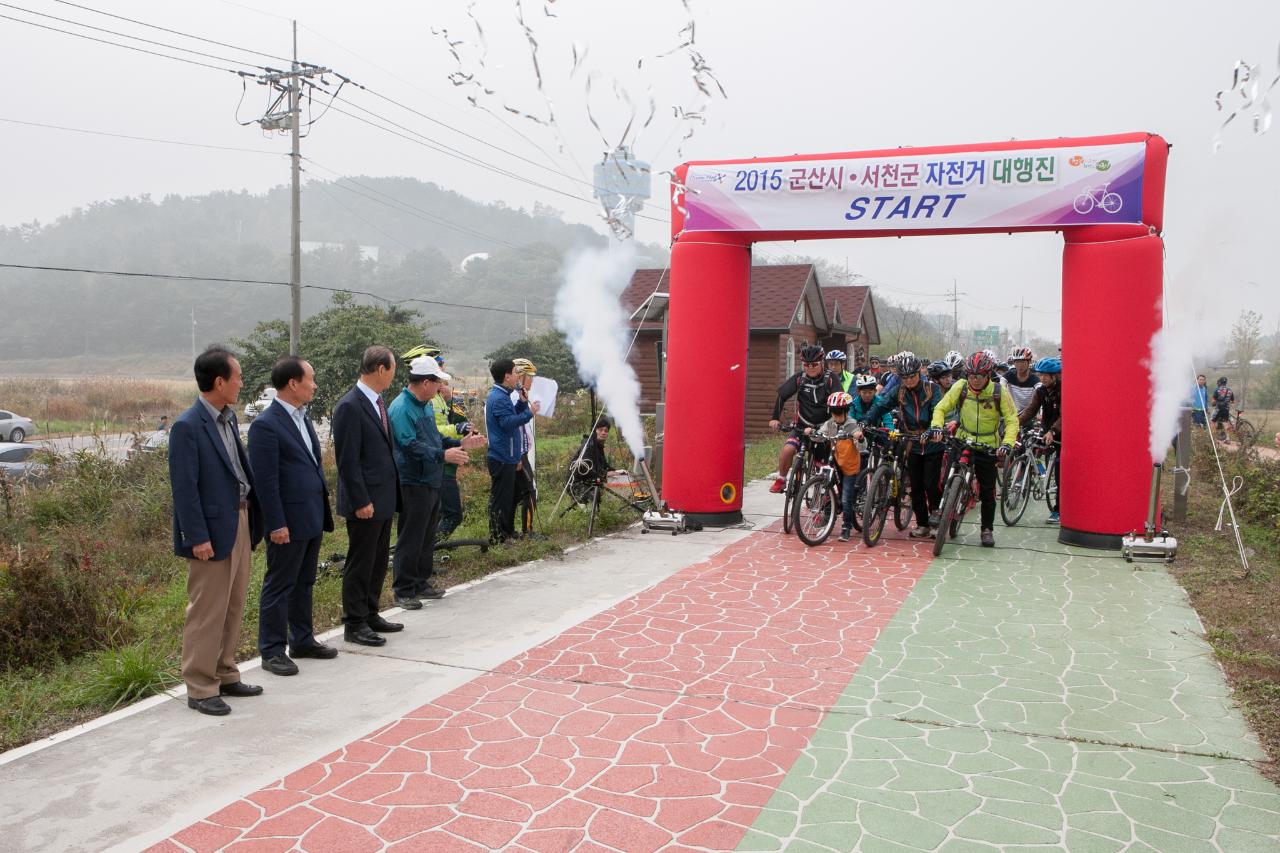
[486,357,540,543]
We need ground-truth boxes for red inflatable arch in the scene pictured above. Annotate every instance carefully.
[661,132,1168,548]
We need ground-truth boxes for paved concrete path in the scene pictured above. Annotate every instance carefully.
[3,483,1279,852]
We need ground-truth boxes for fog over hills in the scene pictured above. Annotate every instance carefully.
[0,177,669,371]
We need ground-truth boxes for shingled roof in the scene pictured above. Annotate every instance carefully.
[621,264,823,331]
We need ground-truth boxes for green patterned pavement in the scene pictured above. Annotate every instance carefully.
[742,524,1280,851]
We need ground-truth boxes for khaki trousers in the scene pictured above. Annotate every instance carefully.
[182,508,251,699]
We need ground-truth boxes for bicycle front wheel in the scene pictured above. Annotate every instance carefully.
[1045,453,1060,514]
[1000,455,1032,526]
[794,476,839,546]
[782,454,803,534]
[862,466,892,547]
[934,476,965,556]
[1236,418,1257,448]
[893,469,913,531]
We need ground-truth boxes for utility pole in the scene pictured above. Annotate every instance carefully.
[246,24,330,356]
[947,279,967,348]
[1015,296,1027,344]
[191,308,197,360]
[289,21,301,356]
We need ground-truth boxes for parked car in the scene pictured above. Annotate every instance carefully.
[243,387,278,421]
[0,410,37,442]
[127,429,169,460]
[0,441,50,483]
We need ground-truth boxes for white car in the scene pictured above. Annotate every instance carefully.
[243,388,278,421]
[0,409,37,442]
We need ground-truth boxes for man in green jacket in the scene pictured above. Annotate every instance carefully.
[930,350,1018,548]
[387,358,485,607]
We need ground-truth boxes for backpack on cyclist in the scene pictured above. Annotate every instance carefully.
[954,380,1004,437]
[833,437,861,475]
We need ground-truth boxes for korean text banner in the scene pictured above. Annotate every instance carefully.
[680,142,1146,233]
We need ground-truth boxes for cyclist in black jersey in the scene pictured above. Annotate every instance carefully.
[769,343,840,493]
[1019,356,1062,523]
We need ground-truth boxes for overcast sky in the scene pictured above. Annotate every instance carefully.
[4,0,1280,343]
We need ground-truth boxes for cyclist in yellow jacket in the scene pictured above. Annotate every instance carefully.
[929,350,1018,548]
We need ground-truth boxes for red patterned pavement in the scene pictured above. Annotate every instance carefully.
[148,529,932,852]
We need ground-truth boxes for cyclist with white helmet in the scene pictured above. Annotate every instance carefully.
[1019,356,1062,523]
[944,350,964,382]
[1004,346,1038,414]
[768,343,841,493]
[850,373,894,428]
[867,354,945,538]
[929,351,1019,547]
[809,391,864,541]
[825,349,854,392]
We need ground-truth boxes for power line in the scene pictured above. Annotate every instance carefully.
[0,115,282,155]
[306,179,413,250]
[49,0,293,65]
[322,96,667,224]
[0,10,248,75]
[0,261,554,317]
[0,2,265,70]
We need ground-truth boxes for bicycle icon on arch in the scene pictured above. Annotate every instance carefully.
[1072,182,1123,215]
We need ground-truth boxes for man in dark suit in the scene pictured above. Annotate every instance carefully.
[332,345,404,646]
[249,356,338,676]
[169,346,265,716]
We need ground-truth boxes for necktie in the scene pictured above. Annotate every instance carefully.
[376,395,389,435]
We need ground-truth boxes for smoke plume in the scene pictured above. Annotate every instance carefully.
[554,242,647,458]
[1146,322,1194,463]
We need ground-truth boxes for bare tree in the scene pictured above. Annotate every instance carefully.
[1230,309,1263,406]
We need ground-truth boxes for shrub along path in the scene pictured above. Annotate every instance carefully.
[3,482,1279,852]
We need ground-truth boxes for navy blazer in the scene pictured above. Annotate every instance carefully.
[332,384,401,520]
[169,399,264,561]
[247,399,334,541]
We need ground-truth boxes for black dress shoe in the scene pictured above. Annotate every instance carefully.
[219,681,264,697]
[290,642,338,659]
[344,626,386,646]
[394,596,423,610]
[367,617,404,633]
[418,586,445,600]
[188,696,231,716]
[262,655,299,676]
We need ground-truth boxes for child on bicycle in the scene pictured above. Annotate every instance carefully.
[806,391,864,542]
[929,351,1019,548]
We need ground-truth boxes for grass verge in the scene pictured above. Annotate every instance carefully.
[1164,430,1280,782]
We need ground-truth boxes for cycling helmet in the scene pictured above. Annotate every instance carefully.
[996,360,1009,373]
[943,351,963,370]
[402,344,441,361]
[1032,356,1061,374]
[898,354,922,375]
[799,343,825,364]
[513,357,537,375]
[855,374,879,389]
[1218,376,1229,386]
[826,391,854,409]
[1009,345,1033,362]
[966,350,996,376]
[927,360,950,378]
[825,349,847,363]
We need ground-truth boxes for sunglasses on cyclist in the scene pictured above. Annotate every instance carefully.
[802,360,823,367]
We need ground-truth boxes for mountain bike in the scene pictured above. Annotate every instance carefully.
[933,436,997,556]
[791,434,841,546]
[780,426,823,535]
[1216,409,1257,448]
[1000,426,1058,526]
[861,427,916,547]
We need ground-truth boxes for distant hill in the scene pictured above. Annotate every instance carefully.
[0,178,669,371]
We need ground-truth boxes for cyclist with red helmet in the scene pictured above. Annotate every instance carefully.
[808,391,864,541]
[929,350,1019,547]
[768,343,841,493]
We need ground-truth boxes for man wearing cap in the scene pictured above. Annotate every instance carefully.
[388,356,486,608]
